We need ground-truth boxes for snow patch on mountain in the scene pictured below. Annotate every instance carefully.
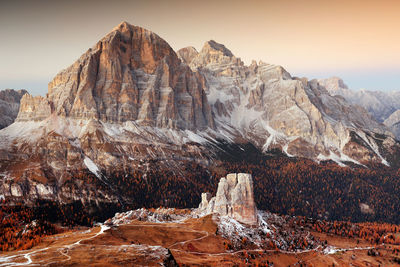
[356,130,389,166]
[317,151,362,167]
[105,208,193,225]
[84,157,101,178]
[0,121,45,148]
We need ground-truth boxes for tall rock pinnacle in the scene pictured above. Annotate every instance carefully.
[197,173,258,225]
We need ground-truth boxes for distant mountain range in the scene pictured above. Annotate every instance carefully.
[319,76,400,139]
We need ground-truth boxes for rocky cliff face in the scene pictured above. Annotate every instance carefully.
[16,94,52,122]
[197,173,258,225]
[0,89,27,129]
[0,22,216,204]
[320,77,400,140]
[177,46,198,65]
[321,77,397,123]
[384,110,400,139]
[179,41,393,165]
[318,77,349,92]
[17,22,214,130]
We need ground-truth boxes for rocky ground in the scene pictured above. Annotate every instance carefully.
[0,208,399,266]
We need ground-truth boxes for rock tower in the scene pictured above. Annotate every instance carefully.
[198,173,258,225]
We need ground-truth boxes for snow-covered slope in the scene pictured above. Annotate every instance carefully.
[105,207,321,252]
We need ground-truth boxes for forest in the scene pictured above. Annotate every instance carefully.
[98,142,400,224]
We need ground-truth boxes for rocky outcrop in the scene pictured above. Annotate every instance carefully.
[197,173,258,225]
[0,89,27,129]
[189,40,237,70]
[318,77,349,92]
[16,94,52,122]
[177,46,198,65]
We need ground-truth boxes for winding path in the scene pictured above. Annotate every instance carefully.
[0,221,384,266]
[0,225,110,266]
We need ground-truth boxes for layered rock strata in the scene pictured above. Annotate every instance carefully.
[16,21,214,130]
[198,173,258,225]
[178,41,394,165]
[0,89,27,129]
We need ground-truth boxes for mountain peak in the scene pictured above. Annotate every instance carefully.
[118,20,130,27]
[111,21,157,38]
[318,77,349,97]
[110,21,135,34]
[113,20,130,29]
[188,40,237,70]
[202,40,234,57]
[319,76,349,91]
[177,46,198,64]
[17,21,214,130]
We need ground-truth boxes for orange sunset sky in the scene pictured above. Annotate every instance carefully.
[1,0,400,95]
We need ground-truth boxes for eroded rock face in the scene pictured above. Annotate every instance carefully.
[16,94,52,122]
[177,46,198,65]
[0,89,28,129]
[0,22,218,204]
[318,77,349,92]
[384,110,400,138]
[17,22,214,130]
[179,40,393,165]
[320,77,400,127]
[6,23,396,169]
[198,173,258,225]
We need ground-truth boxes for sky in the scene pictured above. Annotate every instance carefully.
[1,0,400,95]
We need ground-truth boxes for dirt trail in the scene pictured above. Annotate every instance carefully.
[0,218,397,266]
[0,224,110,266]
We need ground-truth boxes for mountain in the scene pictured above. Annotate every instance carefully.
[0,22,217,204]
[319,77,400,139]
[179,41,394,165]
[17,22,214,128]
[384,110,400,138]
[0,89,27,129]
[177,46,198,64]
[0,22,399,208]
